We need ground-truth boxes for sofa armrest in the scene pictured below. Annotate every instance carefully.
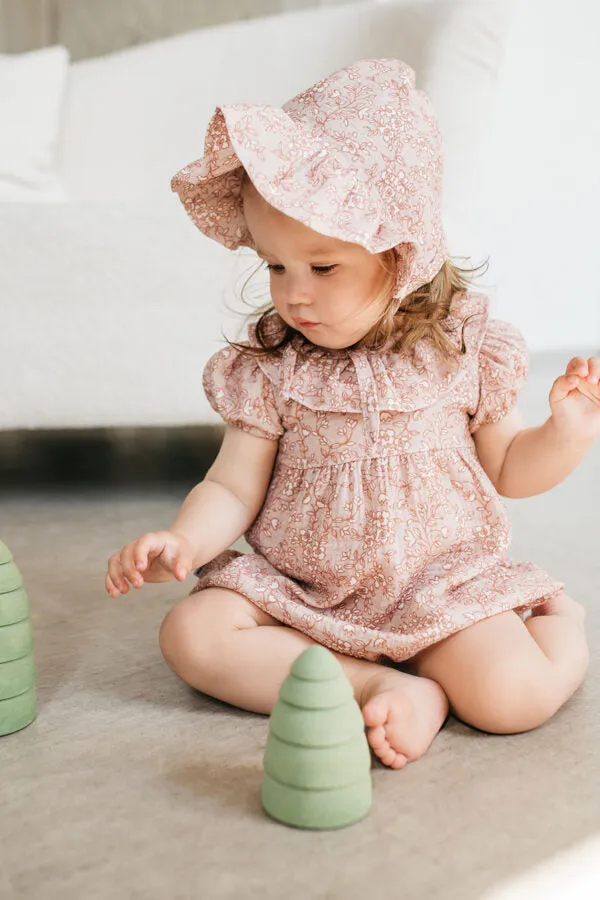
[0,202,247,430]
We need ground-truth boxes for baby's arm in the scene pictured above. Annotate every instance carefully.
[171,424,278,569]
[474,355,600,498]
[106,425,278,595]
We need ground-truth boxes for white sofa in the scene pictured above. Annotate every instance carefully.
[1,0,599,431]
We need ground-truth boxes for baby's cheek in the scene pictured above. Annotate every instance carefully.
[324,289,362,319]
[332,289,383,328]
[269,293,289,319]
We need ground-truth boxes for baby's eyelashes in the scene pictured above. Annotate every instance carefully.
[265,264,337,275]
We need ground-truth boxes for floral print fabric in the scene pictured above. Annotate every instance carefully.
[192,291,563,662]
[171,58,447,302]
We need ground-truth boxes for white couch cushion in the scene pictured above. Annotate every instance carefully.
[3,0,514,430]
[0,203,240,429]
[57,0,510,220]
[0,45,69,201]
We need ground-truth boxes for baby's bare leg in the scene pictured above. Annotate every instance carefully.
[159,587,448,769]
[411,594,588,734]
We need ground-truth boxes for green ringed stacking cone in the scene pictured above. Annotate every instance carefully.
[262,645,372,829]
[0,541,12,565]
[0,540,36,736]
[0,586,30,627]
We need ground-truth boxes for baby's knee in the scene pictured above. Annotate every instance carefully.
[159,593,225,685]
[159,601,190,669]
[459,663,560,734]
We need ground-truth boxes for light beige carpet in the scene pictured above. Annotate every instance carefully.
[1,355,599,900]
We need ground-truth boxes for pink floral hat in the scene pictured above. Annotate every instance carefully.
[171,58,447,301]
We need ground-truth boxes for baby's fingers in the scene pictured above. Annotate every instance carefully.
[120,542,145,588]
[159,545,190,581]
[133,532,177,576]
[105,572,122,599]
[171,557,193,581]
[106,553,130,596]
[565,356,589,378]
[586,356,600,384]
[550,372,580,404]
[133,535,159,573]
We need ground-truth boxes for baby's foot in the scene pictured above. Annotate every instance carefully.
[361,669,448,770]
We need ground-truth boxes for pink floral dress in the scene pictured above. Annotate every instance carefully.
[191,291,563,662]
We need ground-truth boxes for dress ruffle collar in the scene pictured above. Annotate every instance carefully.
[250,291,489,448]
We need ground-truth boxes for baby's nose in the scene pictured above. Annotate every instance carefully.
[287,288,314,311]
[286,281,313,306]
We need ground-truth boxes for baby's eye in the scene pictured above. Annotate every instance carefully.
[266,264,337,276]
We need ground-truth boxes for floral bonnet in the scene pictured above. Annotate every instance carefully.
[171,58,447,302]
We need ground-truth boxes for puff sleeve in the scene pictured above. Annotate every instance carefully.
[203,346,284,440]
[469,319,528,433]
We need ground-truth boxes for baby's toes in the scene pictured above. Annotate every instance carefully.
[362,693,389,729]
[367,724,387,751]
[366,722,408,768]
[378,743,408,769]
[389,751,409,770]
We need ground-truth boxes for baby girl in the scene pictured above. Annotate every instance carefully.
[106,59,597,769]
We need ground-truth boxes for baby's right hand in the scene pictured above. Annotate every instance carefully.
[105,530,196,598]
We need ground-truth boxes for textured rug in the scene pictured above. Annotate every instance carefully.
[1,354,599,900]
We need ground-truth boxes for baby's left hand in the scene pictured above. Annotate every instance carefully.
[549,356,600,442]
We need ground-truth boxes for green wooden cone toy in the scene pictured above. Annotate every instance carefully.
[262,645,372,829]
[0,560,23,594]
[0,655,36,701]
[0,619,34,663]
[0,687,36,736]
[0,586,30,627]
[0,541,36,736]
[0,540,12,565]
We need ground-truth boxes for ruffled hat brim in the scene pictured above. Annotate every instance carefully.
[171,60,447,300]
[172,104,418,246]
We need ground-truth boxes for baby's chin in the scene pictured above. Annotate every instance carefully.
[298,331,350,351]
[288,323,354,350]
[307,332,366,352]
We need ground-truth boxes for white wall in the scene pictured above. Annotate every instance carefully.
[470,0,600,350]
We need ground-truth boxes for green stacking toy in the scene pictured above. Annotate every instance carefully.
[262,645,372,829]
[0,540,36,736]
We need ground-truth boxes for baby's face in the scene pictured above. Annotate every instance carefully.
[241,178,392,350]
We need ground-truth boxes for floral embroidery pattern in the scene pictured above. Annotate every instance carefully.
[171,58,447,302]
[192,292,563,663]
